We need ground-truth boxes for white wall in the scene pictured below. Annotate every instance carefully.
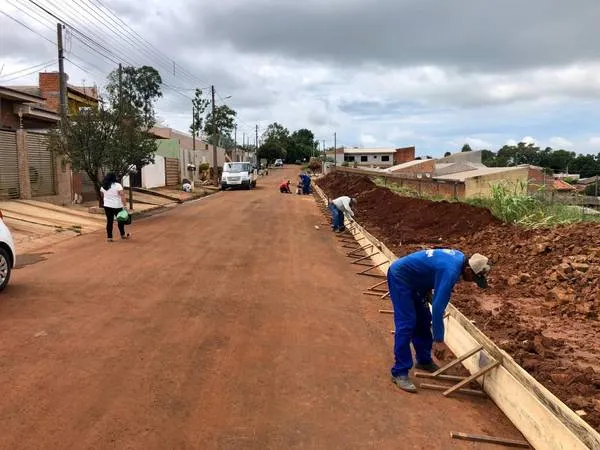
[142,155,166,188]
[345,153,394,166]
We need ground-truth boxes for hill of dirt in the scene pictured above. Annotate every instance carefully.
[317,171,600,430]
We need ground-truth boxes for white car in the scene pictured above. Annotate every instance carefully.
[221,162,258,190]
[0,209,16,292]
[274,159,284,167]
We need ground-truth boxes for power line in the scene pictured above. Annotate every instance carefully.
[0,9,55,45]
[0,61,56,82]
[0,59,55,79]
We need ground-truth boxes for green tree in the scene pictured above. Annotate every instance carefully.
[204,105,237,139]
[107,65,162,128]
[48,107,117,201]
[461,143,472,152]
[258,140,286,162]
[288,128,316,163]
[443,151,452,157]
[190,88,210,138]
[52,65,162,202]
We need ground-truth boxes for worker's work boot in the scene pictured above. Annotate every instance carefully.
[415,362,440,373]
[391,375,417,393]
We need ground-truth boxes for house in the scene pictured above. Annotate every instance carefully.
[0,85,69,202]
[7,72,101,203]
[343,146,415,167]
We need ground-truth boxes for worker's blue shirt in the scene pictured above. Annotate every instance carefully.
[390,249,465,342]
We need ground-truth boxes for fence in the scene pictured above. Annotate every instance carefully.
[333,166,465,200]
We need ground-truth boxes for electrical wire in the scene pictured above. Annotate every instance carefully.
[0,59,55,79]
[0,9,55,45]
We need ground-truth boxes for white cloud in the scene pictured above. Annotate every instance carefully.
[505,139,518,146]
[548,137,574,148]
[464,137,493,149]
[521,136,537,145]
[359,134,378,146]
[589,137,600,148]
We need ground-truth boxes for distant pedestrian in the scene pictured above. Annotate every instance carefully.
[300,173,311,194]
[328,196,356,232]
[100,173,130,242]
[279,179,291,193]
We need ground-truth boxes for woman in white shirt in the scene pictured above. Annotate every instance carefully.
[100,173,129,242]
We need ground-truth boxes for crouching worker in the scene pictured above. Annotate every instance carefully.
[387,249,490,393]
[328,196,357,232]
[279,179,291,193]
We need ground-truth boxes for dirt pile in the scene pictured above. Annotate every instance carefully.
[317,171,600,431]
[317,172,500,244]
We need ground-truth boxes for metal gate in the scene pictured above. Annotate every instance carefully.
[165,158,180,186]
[27,132,55,197]
[0,130,19,200]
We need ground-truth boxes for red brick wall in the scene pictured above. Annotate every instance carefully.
[393,146,416,164]
[39,72,63,113]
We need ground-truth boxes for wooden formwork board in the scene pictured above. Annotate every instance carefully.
[313,184,600,450]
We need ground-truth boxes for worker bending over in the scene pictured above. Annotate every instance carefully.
[328,196,357,232]
[387,249,490,393]
[279,180,291,193]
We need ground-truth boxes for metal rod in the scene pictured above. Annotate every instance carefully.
[431,345,484,377]
[346,243,373,256]
[351,254,375,264]
[363,291,386,297]
[369,280,388,290]
[419,383,487,397]
[357,273,387,279]
[414,372,467,382]
[378,309,394,314]
[450,432,530,448]
[380,290,390,299]
[443,361,500,397]
[358,261,387,274]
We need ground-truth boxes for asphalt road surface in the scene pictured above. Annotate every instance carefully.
[0,167,522,449]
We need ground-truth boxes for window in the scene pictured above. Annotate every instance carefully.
[360,155,368,162]
[381,155,390,162]
[344,156,355,162]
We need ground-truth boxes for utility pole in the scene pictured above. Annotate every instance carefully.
[334,132,337,168]
[117,63,132,210]
[56,23,67,122]
[234,124,237,161]
[211,85,218,185]
[255,124,259,167]
[192,105,196,152]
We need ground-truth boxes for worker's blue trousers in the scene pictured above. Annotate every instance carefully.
[387,265,434,377]
[328,203,345,230]
[302,181,311,194]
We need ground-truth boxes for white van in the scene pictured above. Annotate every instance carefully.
[221,162,258,190]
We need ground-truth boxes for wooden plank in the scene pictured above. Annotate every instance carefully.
[450,432,530,448]
[443,360,500,396]
[444,312,599,449]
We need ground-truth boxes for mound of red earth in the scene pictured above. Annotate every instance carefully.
[317,172,500,244]
[317,171,600,431]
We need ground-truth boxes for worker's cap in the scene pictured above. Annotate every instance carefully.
[468,253,491,288]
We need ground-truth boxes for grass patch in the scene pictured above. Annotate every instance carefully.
[374,176,600,229]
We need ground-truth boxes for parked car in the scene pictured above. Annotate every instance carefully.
[221,162,258,190]
[0,209,16,292]
[274,159,284,167]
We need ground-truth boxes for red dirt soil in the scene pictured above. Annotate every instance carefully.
[0,167,522,449]
[317,171,600,431]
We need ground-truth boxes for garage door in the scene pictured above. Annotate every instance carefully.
[165,158,180,186]
[27,132,55,197]
[0,130,19,200]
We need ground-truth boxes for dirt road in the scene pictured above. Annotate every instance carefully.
[0,168,521,449]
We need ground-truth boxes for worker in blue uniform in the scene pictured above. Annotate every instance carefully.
[387,249,491,393]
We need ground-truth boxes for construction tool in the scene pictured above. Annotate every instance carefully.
[450,432,530,448]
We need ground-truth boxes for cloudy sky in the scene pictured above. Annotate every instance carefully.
[2,0,600,156]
